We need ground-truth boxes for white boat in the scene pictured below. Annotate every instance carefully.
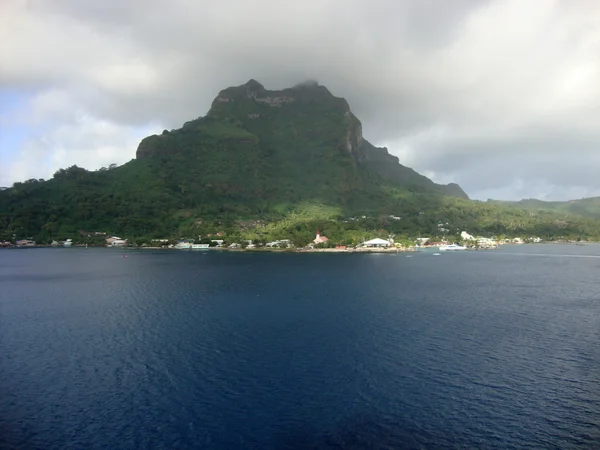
[438,244,467,251]
[175,242,192,249]
[191,244,210,249]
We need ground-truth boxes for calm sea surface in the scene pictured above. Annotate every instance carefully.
[1,244,600,449]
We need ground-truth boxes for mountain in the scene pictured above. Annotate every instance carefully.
[135,79,467,202]
[488,197,600,220]
[2,79,600,244]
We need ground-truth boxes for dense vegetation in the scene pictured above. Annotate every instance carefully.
[2,80,600,245]
[488,198,600,220]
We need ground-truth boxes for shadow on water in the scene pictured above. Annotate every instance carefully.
[0,272,131,283]
[271,415,457,450]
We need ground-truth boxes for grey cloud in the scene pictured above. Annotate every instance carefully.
[2,0,600,200]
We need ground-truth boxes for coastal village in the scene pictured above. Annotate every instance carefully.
[2,228,546,252]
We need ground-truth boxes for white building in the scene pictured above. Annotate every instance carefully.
[106,236,127,246]
[476,237,496,248]
[363,238,391,247]
[266,239,292,248]
[461,231,475,240]
[313,230,328,244]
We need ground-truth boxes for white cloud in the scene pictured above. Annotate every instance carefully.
[4,110,159,185]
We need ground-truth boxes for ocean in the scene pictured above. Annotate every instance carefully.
[1,244,600,449]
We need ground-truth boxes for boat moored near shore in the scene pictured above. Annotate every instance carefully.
[438,244,467,251]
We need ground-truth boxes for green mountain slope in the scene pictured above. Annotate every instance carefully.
[2,80,600,244]
[135,79,468,206]
[488,197,600,219]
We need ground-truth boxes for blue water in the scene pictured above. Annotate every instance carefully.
[1,245,600,449]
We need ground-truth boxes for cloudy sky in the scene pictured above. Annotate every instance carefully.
[1,0,599,200]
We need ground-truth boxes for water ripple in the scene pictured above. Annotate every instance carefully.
[1,247,600,448]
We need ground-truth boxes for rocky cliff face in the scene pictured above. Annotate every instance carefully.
[343,111,364,163]
[136,130,176,159]
[209,79,350,110]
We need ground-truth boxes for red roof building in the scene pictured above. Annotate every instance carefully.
[313,230,329,244]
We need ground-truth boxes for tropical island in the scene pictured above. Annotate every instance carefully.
[2,80,600,248]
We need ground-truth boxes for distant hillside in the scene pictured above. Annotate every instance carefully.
[2,80,600,244]
[488,197,600,219]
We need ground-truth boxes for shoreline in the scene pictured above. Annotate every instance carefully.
[2,241,597,252]
[2,245,417,253]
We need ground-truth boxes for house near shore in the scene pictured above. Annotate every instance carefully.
[106,236,127,246]
[461,231,475,240]
[313,230,328,244]
[266,239,292,248]
[476,237,497,248]
[363,238,391,248]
